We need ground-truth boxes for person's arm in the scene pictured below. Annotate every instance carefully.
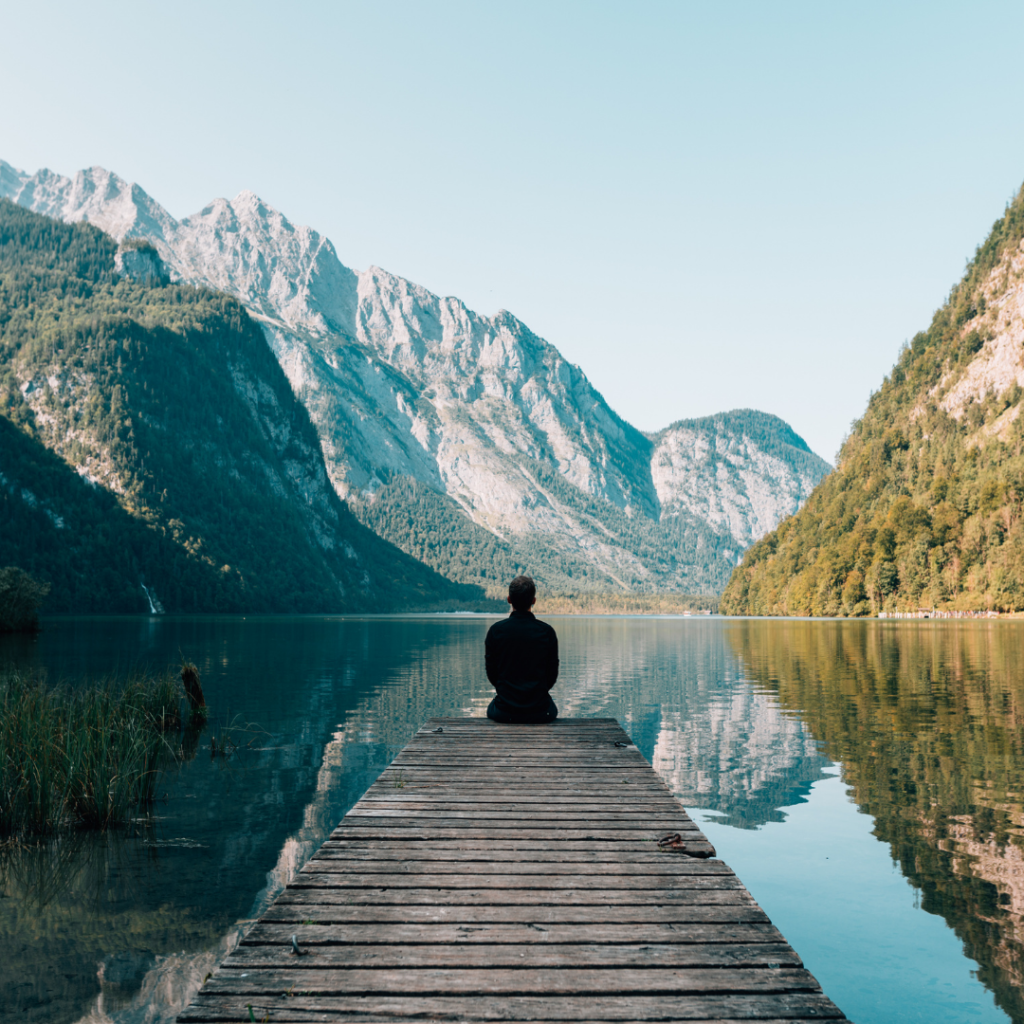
[485,625,499,688]
[543,628,559,690]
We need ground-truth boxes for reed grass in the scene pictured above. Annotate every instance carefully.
[0,669,186,837]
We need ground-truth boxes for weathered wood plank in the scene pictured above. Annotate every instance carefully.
[180,993,844,1022]
[375,773,664,783]
[241,922,781,945]
[420,717,622,725]
[201,965,822,995]
[385,762,655,770]
[303,860,722,875]
[359,795,678,804]
[328,828,709,843]
[333,818,703,830]
[403,743,643,752]
[344,809,693,822]
[315,839,704,856]
[279,885,747,903]
[361,795,676,804]
[263,902,766,923]
[317,839,704,856]
[223,943,800,969]
[363,788,676,799]
[388,752,652,762]
[293,872,731,889]
[311,851,718,865]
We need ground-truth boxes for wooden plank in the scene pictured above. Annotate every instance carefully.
[344,808,693,820]
[303,860,723,876]
[327,829,711,843]
[177,718,845,1023]
[396,745,646,753]
[242,923,781,944]
[382,762,655,768]
[387,752,652,761]
[363,789,677,799]
[360,795,678,803]
[311,849,720,864]
[259,903,767,924]
[293,872,730,889]
[376,773,665,782]
[180,993,844,1022]
[200,966,823,995]
[359,790,676,800]
[317,839,711,852]
[403,745,643,751]
[419,718,622,726]
[279,886,747,904]
[223,943,801,969]
[333,818,703,830]
[385,762,656,769]
[338,818,700,831]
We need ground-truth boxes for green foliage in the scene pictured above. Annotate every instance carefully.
[537,592,718,614]
[351,461,738,598]
[0,669,184,836]
[0,566,50,632]
[722,180,1024,615]
[119,237,158,253]
[652,408,822,464]
[0,199,483,613]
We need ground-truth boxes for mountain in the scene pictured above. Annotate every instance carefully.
[722,180,1024,615]
[0,200,482,613]
[1,160,831,597]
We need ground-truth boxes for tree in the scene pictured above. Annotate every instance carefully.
[0,567,50,632]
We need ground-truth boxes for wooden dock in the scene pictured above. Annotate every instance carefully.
[179,717,846,1022]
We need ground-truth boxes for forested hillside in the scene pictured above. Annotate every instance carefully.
[0,200,483,613]
[350,465,734,597]
[722,181,1024,615]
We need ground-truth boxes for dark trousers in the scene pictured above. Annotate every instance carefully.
[486,694,558,724]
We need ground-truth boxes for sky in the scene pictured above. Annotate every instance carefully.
[4,0,1024,461]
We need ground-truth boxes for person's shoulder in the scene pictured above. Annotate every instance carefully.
[534,617,558,638]
[486,616,511,637]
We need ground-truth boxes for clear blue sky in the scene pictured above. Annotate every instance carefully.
[4,0,1024,461]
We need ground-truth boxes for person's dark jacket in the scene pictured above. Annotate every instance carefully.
[485,609,559,712]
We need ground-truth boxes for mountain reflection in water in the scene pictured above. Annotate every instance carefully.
[729,618,1024,1024]
[0,615,1019,1023]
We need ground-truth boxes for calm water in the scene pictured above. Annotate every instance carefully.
[2,615,1023,1023]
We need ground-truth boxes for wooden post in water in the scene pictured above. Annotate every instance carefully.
[178,717,847,1022]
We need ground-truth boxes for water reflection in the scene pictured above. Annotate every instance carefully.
[729,618,1024,1024]
[4,615,1018,1023]
[0,615,832,1023]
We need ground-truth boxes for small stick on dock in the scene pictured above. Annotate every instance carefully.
[179,717,846,1022]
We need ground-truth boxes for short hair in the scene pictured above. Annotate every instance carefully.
[508,575,536,610]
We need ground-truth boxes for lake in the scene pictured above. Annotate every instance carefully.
[1,614,1022,1024]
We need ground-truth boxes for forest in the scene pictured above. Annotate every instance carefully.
[350,465,736,601]
[0,200,482,613]
[722,179,1024,615]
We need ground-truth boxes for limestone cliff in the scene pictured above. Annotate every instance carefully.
[2,160,831,594]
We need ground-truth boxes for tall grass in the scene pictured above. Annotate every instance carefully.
[0,670,184,837]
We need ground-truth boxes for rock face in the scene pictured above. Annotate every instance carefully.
[0,201,475,614]
[651,410,831,548]
[114,240,168,284]
[1,159,831,593]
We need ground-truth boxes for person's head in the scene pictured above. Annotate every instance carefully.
[507,575,536,611]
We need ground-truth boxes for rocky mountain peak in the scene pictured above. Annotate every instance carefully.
[2,157,832,595]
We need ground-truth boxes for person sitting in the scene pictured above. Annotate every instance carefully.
[485,575,559,724]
